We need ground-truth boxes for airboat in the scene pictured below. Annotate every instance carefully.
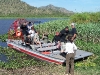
[7,19,93,64]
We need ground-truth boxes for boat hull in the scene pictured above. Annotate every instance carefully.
[7,43,64,64]
[7,40,93,65]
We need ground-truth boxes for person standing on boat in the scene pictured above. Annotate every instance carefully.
[59,26,69,53]
[65,35,77,75]
[70,23,77,41]
[59,26,69,42]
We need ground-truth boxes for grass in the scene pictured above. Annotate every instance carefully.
[0,19,100,75]
[1,63,98,75]
[0,45,99,75]
[0,64,81,75]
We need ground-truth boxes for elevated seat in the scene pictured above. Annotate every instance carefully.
[37,46,57,51]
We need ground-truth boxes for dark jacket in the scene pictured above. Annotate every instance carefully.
[52,35,61,43]
[60,29,69,42]
[70,28,77,36]
[20,25,29,35]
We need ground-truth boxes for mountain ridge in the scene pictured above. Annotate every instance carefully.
[39,4,74,14]
[0,0,74,17]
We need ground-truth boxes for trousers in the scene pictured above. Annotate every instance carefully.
[66,53,75,75]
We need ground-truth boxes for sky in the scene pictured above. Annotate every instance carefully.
[21,0,100,12]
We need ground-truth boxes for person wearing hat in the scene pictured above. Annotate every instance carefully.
[70,23,77,41]
[65,35,77,75]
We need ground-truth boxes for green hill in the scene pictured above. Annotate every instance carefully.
[0,0,74,17]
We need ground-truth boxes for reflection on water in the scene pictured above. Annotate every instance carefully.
[0,41,7,47]
[0,41,8,62]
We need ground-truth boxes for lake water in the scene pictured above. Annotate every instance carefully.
[0,18,61,35]
[0,18,64,47]
[0,53,8,62]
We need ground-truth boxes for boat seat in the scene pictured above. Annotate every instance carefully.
[42,42,55,46]
[37,46,57,51]
[34,43,56,48]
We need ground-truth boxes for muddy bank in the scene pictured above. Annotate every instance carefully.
[0,65,81,75]
[0,65,62,75]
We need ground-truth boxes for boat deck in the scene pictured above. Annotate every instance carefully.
[7,39,93,64]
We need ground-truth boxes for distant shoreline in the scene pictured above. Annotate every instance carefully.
[0,17,68,19]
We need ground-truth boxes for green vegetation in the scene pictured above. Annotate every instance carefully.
[70,12,100,24]
[35,20,100,74]
[34,19,70,40]
[35,19,100,43]
[0,0,100,74]
[0,47,48,69]
[76,23,100,43]
[0,18,100,74]
[0,34,8,42]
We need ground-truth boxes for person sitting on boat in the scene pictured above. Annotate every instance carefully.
[42,31,49,43]
[20,22,29,44]
[27,21,37,33]
[52,32,61,49]
[24,35,32,49]
[28,26,35,44]
[34,31,42,47]
[27,21,33,31]
[52,32,60,43]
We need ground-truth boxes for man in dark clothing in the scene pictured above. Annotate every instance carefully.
[70,23,77,41]
[59,26,69,42]
[20,22,29,36]
[52,32,61,43]
[52,32,61,49]
[20,22,29,44]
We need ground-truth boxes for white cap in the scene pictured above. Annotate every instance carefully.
[71,23,75,26]
[17,26,20,30]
